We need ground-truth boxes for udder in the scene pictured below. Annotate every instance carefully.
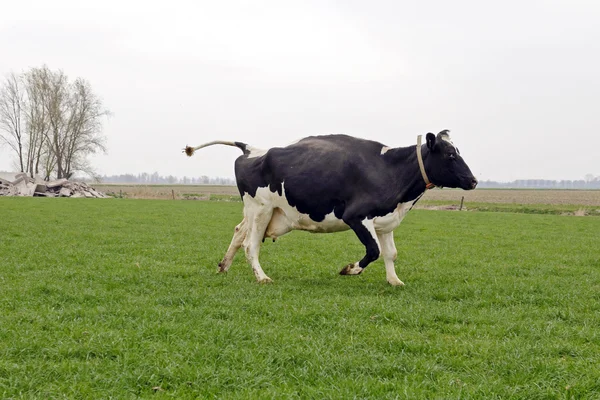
[264,207,293,240]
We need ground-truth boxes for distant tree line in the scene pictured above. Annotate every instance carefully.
[479,177,600,189]
[0,66,109,180]
[97,172,236,186]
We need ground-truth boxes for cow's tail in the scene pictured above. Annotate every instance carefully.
[184,141,250,157]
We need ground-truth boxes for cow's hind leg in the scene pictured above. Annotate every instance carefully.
[340,218,380,276]
[377,231,404,286]
[242,204,274,283]
[218,218,247,273]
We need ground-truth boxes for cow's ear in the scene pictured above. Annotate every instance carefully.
[426,132,436,151]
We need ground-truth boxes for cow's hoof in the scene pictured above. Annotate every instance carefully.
[339,262,363,275]
[257,277,273,284]
[387,278,405,286]
[217,262,228,273]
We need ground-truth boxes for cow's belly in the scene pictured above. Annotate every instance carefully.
[294,210,350,233]
[265,201,350,238]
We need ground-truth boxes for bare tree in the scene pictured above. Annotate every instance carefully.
[1,66,109,179]
[38,67,71,179]
[61,77,108,179]
[0,73,26,172]
[23,67,51,178]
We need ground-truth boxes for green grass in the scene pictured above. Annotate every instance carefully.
[1,198,600,399]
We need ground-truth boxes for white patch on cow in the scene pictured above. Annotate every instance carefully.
[380,146,390,155]
[439,132,459,152]
[246,146,268,159]
[361,218,381,252]
[296,211,349,233]
[373,200,415,234]
[439,131,452,142]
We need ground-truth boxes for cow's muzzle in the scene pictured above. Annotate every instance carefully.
[461,176,478,190]
[469,177,478,190]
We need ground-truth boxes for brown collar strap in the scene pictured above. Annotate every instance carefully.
[416,135,435,190]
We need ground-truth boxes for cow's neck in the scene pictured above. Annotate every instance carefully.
[384,145,429,204]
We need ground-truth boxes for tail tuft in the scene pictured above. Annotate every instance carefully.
[184,146,195,157]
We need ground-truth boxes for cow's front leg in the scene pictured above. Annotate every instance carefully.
[339,218,380,276]
[218,218,247,273]
[376,231,404,286]
[242,205,274,283]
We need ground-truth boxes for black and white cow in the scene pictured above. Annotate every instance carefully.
[184,130,477,285]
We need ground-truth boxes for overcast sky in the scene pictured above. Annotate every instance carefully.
[1,0,598,182]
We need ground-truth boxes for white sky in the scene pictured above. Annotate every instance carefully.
[1,0,599,181]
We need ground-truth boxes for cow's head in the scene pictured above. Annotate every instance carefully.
[425,130,477,190]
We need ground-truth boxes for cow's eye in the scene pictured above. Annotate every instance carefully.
[448,153,456,160]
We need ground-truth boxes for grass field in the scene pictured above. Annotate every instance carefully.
[1,198,600,398]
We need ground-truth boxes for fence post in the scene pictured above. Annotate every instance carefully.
[459,196,464,211]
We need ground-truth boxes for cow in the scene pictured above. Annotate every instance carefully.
[184,130,477,286]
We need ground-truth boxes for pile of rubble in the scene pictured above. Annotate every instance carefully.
[0,172,108,198]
